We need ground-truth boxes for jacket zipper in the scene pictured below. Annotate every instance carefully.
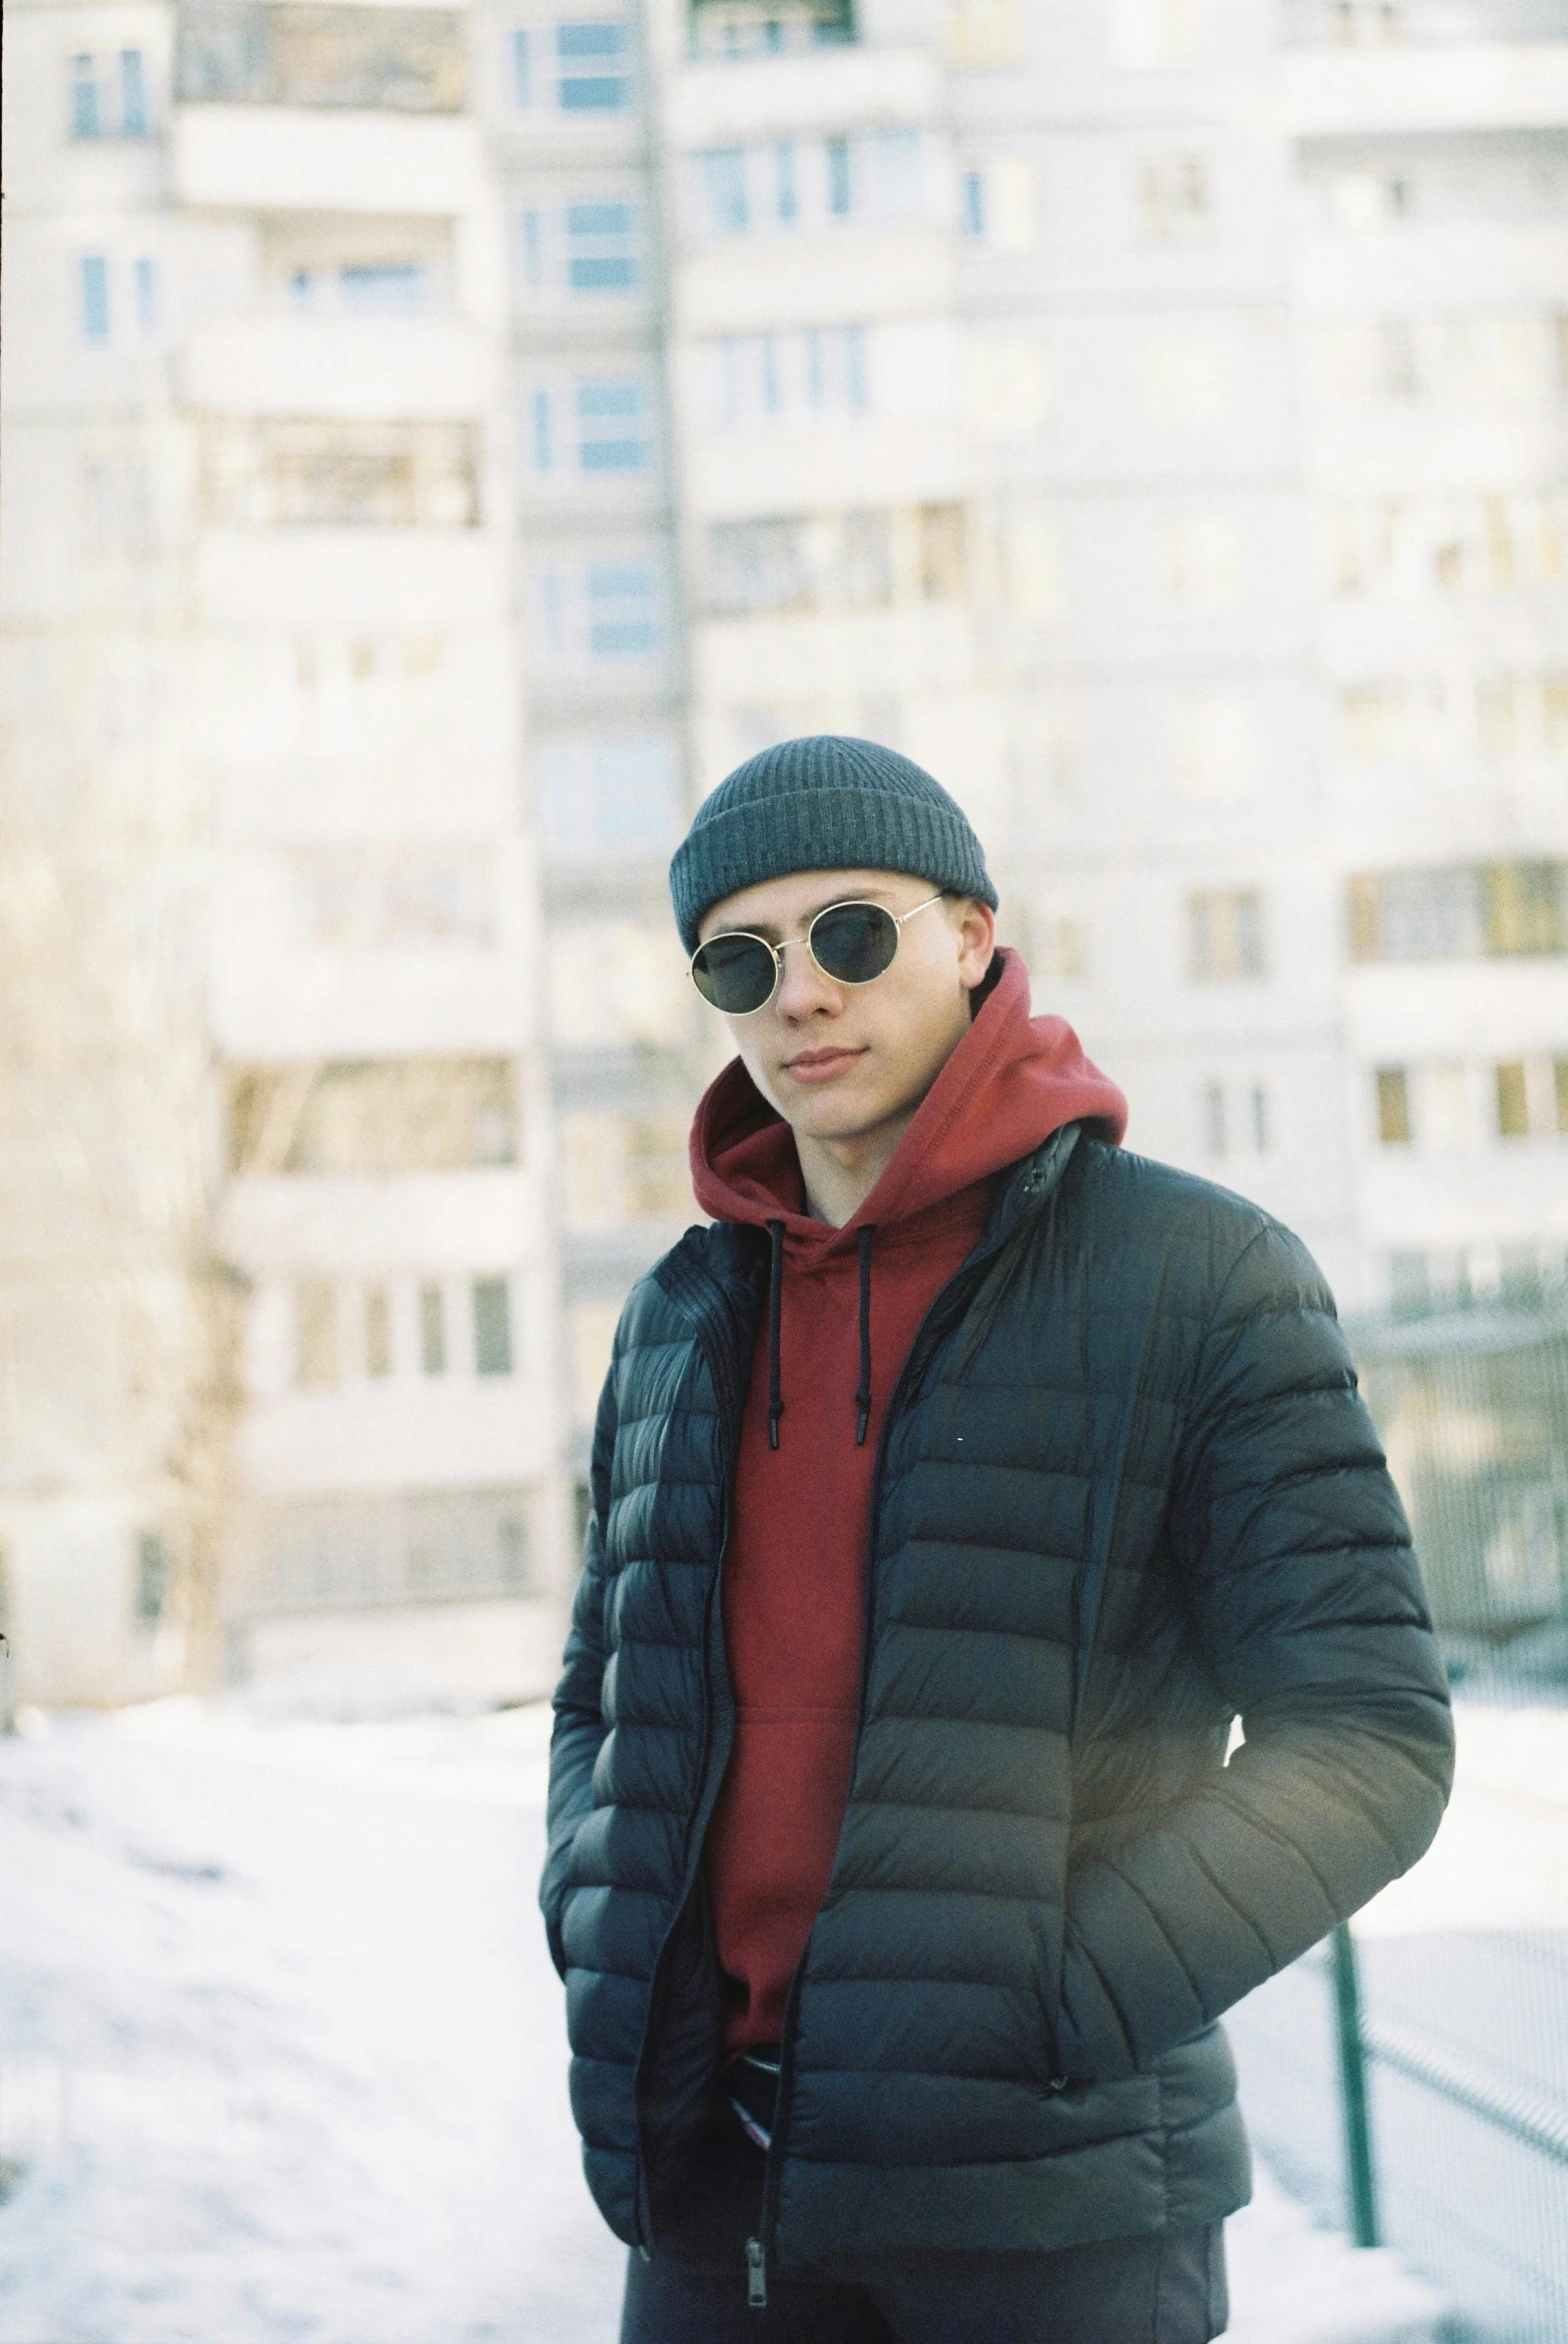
[630,1296,748,2257]
[747,1209,1040,2304]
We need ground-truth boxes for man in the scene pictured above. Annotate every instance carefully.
[541,736,1453,2343]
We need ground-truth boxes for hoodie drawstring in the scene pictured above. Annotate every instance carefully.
[766,1219,785,1450]
[764,1218,876,1450]
[854,1226,875,1446]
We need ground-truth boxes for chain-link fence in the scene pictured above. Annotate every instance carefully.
[1226,1281,1568,2339]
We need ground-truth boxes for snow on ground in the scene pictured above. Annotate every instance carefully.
[0,1686,1458,2344]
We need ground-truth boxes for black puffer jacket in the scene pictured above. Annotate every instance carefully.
[542,1126,1453,2276]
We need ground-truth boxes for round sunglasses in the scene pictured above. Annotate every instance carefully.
[689,893,945,1017]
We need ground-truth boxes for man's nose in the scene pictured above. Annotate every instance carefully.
[772,935,840,1018]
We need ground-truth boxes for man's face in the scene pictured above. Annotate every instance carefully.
[695,867,996,1146]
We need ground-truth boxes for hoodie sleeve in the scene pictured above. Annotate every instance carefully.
[538,1329,620,1980]
[1055,1218,1455,2082]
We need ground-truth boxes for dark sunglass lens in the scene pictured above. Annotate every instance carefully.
[691,933,777,1013]
[811,902,899,985]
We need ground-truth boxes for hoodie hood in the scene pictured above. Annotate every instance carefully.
[691,947,1128,1247]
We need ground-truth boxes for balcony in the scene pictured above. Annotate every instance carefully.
[173,102,478,214]
[183,317,488,419]
[1280,39,1568,137]
[667,42,934,147]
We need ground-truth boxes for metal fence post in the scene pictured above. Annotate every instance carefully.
[1330,1921,1380,2248]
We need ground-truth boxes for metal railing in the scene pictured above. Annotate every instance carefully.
[1229,1283,1568,2339]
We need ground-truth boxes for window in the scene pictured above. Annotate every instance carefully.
[1495,1061,1531,1139]
[70,48,151,138]
[1351,863,1568,961]
[1202,1077,1270,1158]
[705,511,892,617]
[587,562,658,655]
[525,376,656,478]
[205,419,478,527]
[969,335,1053,437]
[364,1285,393,1376]
[1162,511,1243,609]
[537,735,682,860]
[775,140,799,224]
[1138,153,1213,245]
[241,1487,532,1614]
[229,1058,517,1174]
[570,202,640,289]
[291,263,428,316]
[1375,1067,1411,1144]
[472,1278,513,1374]
[826,136,852,217]
[516,198,645,300]
[963,158,1037,252]
[297,1279,340,1385]
[135,1532,170,1625]
[1556,1059,1568,1134]
[81,256,111,343]
[710,326,868,432]
[1188,889,1265,982]
[78,255,161,347]
[702,148,749,234]
[560,1112,692,1226]
[556,19,629,107]
[177,3,467,110]
[419,1283,446,1374]
[534,553,669,667]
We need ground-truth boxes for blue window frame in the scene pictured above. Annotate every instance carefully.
[827,136,853,218]
[70,53,101,137]
[587,561,659,656]
[339,263,426,314]
[120,49,149,136]
[576,380,650,472]
[133,257,158,335]
[531,390,554,470]
[962,170,986,237]
[774,140,798,225]
[80,255,111,341]
[565,202,641,291]
[701,148,749,236]
[557,20,628,109]
[511,26,531,103]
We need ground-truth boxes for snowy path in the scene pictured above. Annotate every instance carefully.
[0,1697,1442,2344]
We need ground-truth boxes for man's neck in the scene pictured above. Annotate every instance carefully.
[794,1112,916,1228]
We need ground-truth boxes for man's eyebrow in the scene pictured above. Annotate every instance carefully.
[720,886,900,942]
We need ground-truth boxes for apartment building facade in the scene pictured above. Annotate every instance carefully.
[3,0,1565,1701]
[2,0,570,1705]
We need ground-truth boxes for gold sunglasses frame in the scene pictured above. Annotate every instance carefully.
[688,893,945,1015]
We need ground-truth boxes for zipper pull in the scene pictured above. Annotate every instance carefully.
[745,2234,768,2309]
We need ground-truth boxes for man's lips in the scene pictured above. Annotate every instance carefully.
[782,1047,867,1084]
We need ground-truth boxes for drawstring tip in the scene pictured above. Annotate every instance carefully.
[768,1404,782,1450]
[856,1408,869,1446]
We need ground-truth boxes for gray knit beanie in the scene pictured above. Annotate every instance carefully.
[669,735,998,954]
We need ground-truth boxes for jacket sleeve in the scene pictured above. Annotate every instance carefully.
[538,1330,620,1980]
[1056,1219,1455,2082]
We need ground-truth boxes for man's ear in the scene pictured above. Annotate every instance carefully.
[952,895,997,989]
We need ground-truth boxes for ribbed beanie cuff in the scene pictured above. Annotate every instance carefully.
[669,736,998,953]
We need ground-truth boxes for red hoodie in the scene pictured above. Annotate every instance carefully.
[689,951,1128,2053]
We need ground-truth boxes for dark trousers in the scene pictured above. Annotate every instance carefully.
[621,2104,1228,2344]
